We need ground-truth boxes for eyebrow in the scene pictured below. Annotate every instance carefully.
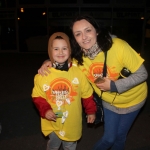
[74,27,92,33]
[53,46,68,48]
[73,31,81,34]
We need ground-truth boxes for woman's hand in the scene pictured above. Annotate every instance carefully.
[95,77,111,91]
[38,60,52,76]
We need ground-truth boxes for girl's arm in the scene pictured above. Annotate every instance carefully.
[32,97,52,118]
[82,95,97,123]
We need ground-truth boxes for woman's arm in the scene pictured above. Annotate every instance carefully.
[95,64,148,94]
[38,60,52,76]
[114,64,148,94]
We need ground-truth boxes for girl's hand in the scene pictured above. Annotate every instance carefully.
[87,114,96,123]
[45,109,56,122]
[38,60,52,76]
[95,77,111,91]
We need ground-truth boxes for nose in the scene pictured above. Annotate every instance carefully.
[82,32,87,40]
[59,49,63,54]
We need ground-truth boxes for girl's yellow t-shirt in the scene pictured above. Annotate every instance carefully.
[32,65,93,141]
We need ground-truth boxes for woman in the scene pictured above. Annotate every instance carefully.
[38,14,148,150]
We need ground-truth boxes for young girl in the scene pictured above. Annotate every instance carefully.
[31,32,96,150]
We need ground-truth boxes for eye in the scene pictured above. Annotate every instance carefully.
[74,33,80,37]
[63,47,68,50]
[86,29,91,33]
[54,48,58,50]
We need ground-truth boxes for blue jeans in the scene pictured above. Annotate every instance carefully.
[93,107,141,150]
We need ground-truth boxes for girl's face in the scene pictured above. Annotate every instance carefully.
[72,19,97,50]
[52,39,70,64]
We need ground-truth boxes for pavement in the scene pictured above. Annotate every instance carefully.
[0,52,150,150]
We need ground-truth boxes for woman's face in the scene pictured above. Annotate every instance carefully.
[72,19,97,50]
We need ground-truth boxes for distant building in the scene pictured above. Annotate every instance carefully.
[0,0,150,53]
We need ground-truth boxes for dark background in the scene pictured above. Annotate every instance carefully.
[0,0,150,150]
[0,0,150,53]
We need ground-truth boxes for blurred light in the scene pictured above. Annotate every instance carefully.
[18,17,20,20]
[141,16,144,20]
[42,12,46,15]
[21,8,24,12]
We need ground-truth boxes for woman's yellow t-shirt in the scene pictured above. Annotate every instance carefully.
[78,38,147,108]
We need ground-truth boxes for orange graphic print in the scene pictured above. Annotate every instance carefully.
[87,62,119,82]
[46,78,77,104]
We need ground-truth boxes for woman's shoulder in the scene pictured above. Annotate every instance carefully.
[72,58,78,65]
[111,38,132,53]
[71,60,81,71]
[112,37,129,46]
[70,60,85,73]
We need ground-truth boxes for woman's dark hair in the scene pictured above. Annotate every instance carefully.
[70,14,113,65]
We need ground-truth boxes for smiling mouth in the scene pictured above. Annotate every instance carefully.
[83,40,90,44]
[58,56,65,58]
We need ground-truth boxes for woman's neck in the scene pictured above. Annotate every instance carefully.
[83,42,102,59]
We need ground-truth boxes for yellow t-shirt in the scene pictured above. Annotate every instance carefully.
[78,38,147,108]
[32,64,93,141]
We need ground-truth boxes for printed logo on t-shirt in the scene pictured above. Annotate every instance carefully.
[44,78,78,105]
[86,62,119,82]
